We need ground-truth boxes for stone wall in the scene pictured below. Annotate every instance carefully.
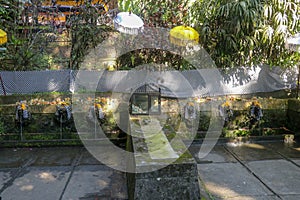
[287,99,300,132]
[0,96,298,137]
[197,98,289,137]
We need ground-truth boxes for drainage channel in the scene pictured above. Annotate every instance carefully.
[223,145,283,200]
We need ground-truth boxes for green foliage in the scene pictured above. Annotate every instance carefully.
[69,24,111,69]
[118,0,133,12]
[0,0,299,70]
[102,111,118,132]
[0,0,112,70]
[119,0,190,27]
[63,3,113,69]
[198,112,211,131]
[0,0,20,26]
[119,0,299,69]
[255,0,300,67]
[188,0,262,67]
[188,0,299,68]
[0,0,58,70]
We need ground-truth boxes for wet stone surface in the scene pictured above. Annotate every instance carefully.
[225,143,283,161]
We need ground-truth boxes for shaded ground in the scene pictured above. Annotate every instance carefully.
[0,139,300,200]
[0,147,127,200]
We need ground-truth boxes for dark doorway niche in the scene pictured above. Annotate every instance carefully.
[130,84,161,115]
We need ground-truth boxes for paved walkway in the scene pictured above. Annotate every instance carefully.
[0,147,127,200]
[190,141,300,200]
[0,140,300,200]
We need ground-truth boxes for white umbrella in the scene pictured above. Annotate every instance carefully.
[286,33,300,52]
[114,12,144,35]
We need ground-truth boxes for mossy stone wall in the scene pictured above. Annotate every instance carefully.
[0,93,70,105]
[199,98,287,127]
[1,96,299,139]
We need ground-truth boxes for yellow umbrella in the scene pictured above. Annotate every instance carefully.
[169,25,199,46]
[0,29,7,45]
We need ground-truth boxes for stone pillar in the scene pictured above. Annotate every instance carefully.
[127,116,201,199]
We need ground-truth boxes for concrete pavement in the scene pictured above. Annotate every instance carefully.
[190,141,300,200]
[0,146,127,200]
[0,140,299,200]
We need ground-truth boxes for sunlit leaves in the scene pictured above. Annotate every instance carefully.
[118,0,131,12]
[274,12,288,25]
[255,0,299,66]
[190,0,263,67]
[188,0,299,68]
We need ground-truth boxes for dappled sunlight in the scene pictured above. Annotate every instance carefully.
[243,143,266,150]
[15,179,34,191]
[227,142,267,149]
[36,172,56,182]
[20,185,34,191]
[244,101,252,109]
[293,147,300,151]
[205,181,255,199]
[97,179,109,187]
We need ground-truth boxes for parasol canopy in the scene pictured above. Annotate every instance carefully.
[114,12,144,35]
[169,25,199,46]
[0,29,7,45]
[286,33,300,52]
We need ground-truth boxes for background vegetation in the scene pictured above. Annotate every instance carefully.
[0,0,113,70]
[0,0,299,70]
